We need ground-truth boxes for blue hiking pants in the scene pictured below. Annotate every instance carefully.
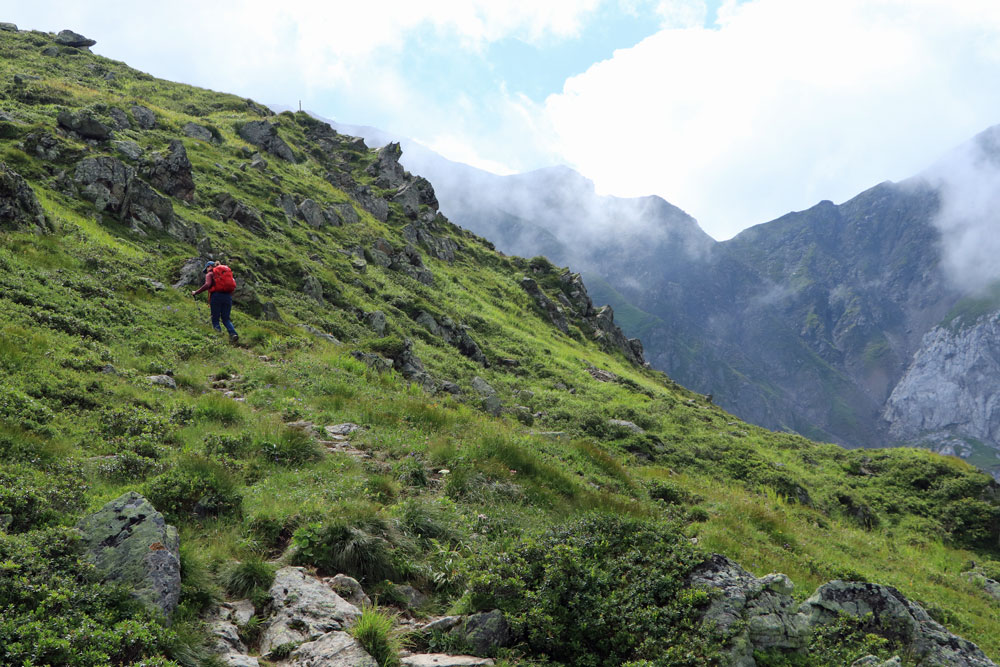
[210,292,237,336]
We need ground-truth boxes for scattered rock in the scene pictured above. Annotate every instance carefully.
[148,139,195,201]
[57,109,112,140]
[299,324,340,344]
[277,192,298,219]
[586,367,618,382]
[298,198,326,228]
[451,610,512,657]
[402,656,494,667]
[215,192,266,235]
[471,377,496,396]
[440,381,462,395]
[238,120,295,162]
[286,630,377,666]
[326,574,370,607]
[0,161,49,233]
[54,29,96,47]
[421,616,463,633]
[183,122,215,142]
[608,419,644,434]
[113,140,143,161]
[303,273,325,305]
[365,310,387,336]
[325,423,363,437]
[964,570,1000,602]
[130,105,157,130]
[107,107,130,130]
[41,46,59,57]
[351,351,393,374]
[0,22,17,32]
[147,374,177,389]
[395,584,428,609]
[261,566,362,655]
[77,492,181,618]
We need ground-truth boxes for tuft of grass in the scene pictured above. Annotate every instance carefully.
[350,604,404,667]
[223,558,276,599]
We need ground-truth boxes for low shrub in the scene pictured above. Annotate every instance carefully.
[292,518,401,583]
[224,559,276,599]
[144,456,243,522]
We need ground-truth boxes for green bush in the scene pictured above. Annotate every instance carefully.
[0,464,85,533]
[144,457,243,522]
[463,514,714,666]
[292,518,401,583]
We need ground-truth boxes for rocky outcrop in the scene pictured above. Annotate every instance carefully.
[131,105,156,130]
[54,29,96,47]
[57,109,112,140]
[260,566,361,654]
[238,120,295,163]
[77,492,181,619]
[591,305,647,367]
[520,278,569,333]
[148,139,195,201]
[369,142,407,188]
[402,656,494,667]
[367,240,434,285]
[0,161,49,233]
[73,155,200,240]
[690,554,997,667]
[403,219,458,263]
[414,311,486,365]
[883,314,1000,465]
[215,192,267,236]
[286,631,377,666]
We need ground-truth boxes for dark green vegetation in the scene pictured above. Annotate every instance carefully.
[0,26,998,666]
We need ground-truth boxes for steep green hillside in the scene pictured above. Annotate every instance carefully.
[1,26,999,666]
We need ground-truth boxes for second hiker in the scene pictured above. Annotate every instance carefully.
[192,260,239,343]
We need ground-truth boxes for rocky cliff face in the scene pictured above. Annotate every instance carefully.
[883,313,1000,478]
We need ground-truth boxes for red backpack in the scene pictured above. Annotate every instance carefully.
[210,264,237,293]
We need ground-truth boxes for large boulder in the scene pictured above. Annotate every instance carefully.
[0,162,49,233]
[260,566,362,655]
[77,492,181,619]
[148,139,195,201]
[215,193,266,235]
[238,120,295,163]
[450,610,512,657]
[54,29,96,47]
[57,109,112,140]
[286,630,377,666]
[131,105,157,130]
[801,581,997,667]
[298,198,326,228]
[183,122,215,143]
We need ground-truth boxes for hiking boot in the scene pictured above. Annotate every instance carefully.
[230,333,239,344]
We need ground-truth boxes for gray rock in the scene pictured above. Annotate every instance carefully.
[964,571,1000,602]
[299,324,340,344]
[228,599,256,625]
[77,492,181,618]
[130,105,156,130]
[520,278,568,333]
[238,120,295,162]
[148,139,195,201]
[286,631,377,666]
[353,185,389,221]
[298,198,326,228]
[451,610,511,657]
[586,367,618,382]
[276,192,298,219]
[327,574,370,607]
[113,140,143,161]
[183,122,215,142]
[608,419,644,434]
[402,656,494,667]
[330,202,359,224]
[147,374,177,389]
[215,193,266,235]
[325,423,363,437]
[421,616,464,633]
[471,377,496,396]
[261,567,361,655]
[57,109,112,140]
[351,351,393,374]
[173,257,207,288]
[302,274,325,305]
[54,29,96,47]
[395,584,428,609]
[0,161,49,233]
[416,311,441,336]
[0,22,17,32]
[440,381,462,395]
[589,305,648,367]
[365,310,387,335]
[369,142,407,188]
[800,581,997,667]
[108,107,131,130]
[41,46,60,57]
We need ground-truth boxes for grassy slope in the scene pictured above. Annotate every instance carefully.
[0,28,999,665]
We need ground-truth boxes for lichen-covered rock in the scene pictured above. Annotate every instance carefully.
[450,610,511,657]
[689,555,809,666]
[260,566,361,654]
[77,492,181,618]
[131,105,156,129]
[148,139,195,201]
[326,574,370,607]
[286,630,377,666]
[57,109,112,140]
[238,120,295,162]
[0,161,48,233]
[402,656,494,667]
[215,192,266,235]
[800,581,997,667]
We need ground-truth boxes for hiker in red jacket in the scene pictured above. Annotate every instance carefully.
[192,261,239,343]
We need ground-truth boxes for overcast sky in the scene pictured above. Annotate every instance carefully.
[9,0,1000,239]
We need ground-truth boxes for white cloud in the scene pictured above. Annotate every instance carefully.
[542,0,1000,239]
